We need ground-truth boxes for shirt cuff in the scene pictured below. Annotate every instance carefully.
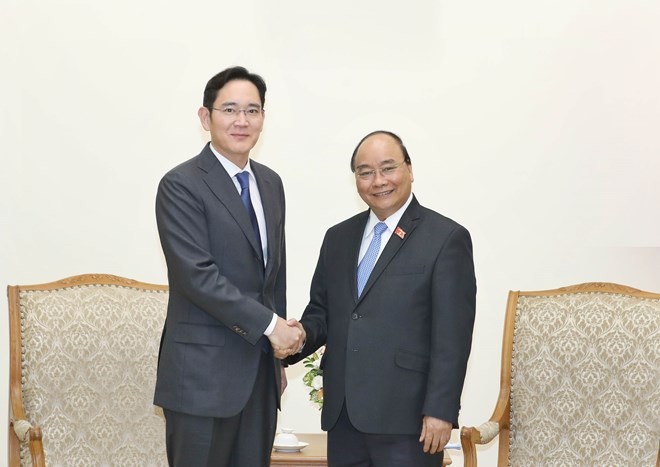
[263,313,278,336]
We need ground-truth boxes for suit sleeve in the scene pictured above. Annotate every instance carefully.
[423,224,476,427]
[286,232,330,364]
[273,181,287,319]
[156,170,274,344]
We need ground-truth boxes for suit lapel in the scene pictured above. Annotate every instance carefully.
[348,212,371,303]
[252,163,277,276]
[198,146,264,261]
[357,198,422,301]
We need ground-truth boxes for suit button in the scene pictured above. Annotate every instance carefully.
[351,313,359,320]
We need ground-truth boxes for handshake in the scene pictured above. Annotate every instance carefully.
[267,317,306,359]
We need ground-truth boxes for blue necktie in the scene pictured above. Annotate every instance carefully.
[357,222,387,298]
[236,172,262,257]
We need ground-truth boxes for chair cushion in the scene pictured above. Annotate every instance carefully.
[509,291,659,466]
[18,284,168,466]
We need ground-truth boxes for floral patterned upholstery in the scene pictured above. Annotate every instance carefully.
[8,274,168,467]
[461,283,660,467]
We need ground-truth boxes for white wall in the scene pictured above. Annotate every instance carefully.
[2,1,659,465]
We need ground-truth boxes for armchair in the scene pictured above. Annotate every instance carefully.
[461,282,659,466]
[8,274,169,466]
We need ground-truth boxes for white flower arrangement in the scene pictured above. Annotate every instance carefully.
[302,346,324,409]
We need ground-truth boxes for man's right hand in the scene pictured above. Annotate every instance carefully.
[268,318,305,359]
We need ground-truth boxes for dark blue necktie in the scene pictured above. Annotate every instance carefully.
[236,172,262,257]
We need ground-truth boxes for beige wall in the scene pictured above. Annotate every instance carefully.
[2,1,659,465]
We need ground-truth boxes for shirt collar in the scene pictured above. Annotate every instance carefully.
[209,144,254,179]
[363,193,414,238]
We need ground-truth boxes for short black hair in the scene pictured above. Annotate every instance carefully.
[350,130,412,172]
[202,66,267,110]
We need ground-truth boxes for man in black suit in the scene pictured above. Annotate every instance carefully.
[290,131,476,466]
[154,66,305,466]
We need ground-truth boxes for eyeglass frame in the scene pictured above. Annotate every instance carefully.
[211,104,264,120]
[354,161,407,181]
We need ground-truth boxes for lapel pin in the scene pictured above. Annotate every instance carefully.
[394,226,406,239]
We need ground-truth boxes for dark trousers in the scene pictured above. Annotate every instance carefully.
[164,352,277,467]
[327,404,444,467]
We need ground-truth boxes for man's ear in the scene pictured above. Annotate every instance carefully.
[198,106,211,131]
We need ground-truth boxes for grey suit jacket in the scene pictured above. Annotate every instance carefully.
[154,143,286,418]
[290,196,475,434]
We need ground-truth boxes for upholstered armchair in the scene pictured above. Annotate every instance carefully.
[460,282,660,466]
[8,274,169,466]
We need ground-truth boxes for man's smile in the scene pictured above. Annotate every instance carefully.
[372,189,394,198]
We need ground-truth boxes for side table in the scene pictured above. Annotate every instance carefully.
[271,433,452,466]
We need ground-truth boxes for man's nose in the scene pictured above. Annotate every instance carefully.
[372,170,388,185]
[234,111,249,125]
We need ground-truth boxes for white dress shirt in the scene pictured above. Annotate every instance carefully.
[358,193,414,264]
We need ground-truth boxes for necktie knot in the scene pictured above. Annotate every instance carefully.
[373,222,387,237]
[236,171,250,191]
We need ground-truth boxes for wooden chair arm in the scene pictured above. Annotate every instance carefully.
[460,425,480,467]
[9,419,45,467]
[461,421,501,467]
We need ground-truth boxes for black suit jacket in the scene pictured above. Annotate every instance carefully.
[291,196,475,434]
[154,143,286,418]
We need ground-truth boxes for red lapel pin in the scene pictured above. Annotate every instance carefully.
[394,226,406,239]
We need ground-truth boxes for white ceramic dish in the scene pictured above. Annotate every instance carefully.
[273,441,309,453]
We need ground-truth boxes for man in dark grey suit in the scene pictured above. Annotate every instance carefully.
[154,66,305,466]
[289,131,476,466]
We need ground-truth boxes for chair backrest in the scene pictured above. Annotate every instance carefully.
[504,283,660,466]
[8,274,168,466]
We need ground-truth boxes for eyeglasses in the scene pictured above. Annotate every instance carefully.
[212,105,263,120]
[355,162,406,181]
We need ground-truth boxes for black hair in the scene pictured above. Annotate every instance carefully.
[202,66,267,110]
[350,130,411,172]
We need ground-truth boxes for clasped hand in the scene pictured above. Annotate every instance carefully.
[268,317,305,359]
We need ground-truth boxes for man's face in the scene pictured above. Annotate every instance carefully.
[354,134,413,221]
[198,79,264,166]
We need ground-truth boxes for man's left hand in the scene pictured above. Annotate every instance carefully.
[419,416,452,454]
